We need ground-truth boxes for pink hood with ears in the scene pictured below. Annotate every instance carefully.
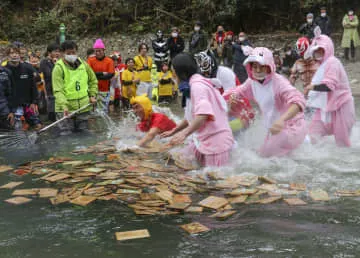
[309,34,334,63]
[243,47,276,83]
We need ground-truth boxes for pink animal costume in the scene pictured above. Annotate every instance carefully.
[307,34,355,147]
[224,47,307,157]
[185,74,234,167]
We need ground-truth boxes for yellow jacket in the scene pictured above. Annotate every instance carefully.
[158,71,174,96]
[134,55,152,82]
[121,69,138,99]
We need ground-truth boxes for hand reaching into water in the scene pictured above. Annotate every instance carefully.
[169,131,187,146]
[270,118,284,135]
[160,128,177,138]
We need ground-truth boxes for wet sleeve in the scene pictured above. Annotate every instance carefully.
[52,65,68,110]
[223,79,254,101]
[85,63,98,97]
[320,58,342,91]
[191,84,215,120]
[279,80,306,111]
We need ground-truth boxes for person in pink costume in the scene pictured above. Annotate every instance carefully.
[304,30,355,147]
[162,53,234,167]
[225,47,307,157]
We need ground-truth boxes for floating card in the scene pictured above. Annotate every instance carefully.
[180,222,210,234]
[70,195,97,206]
[0,181,24,189]
[198,196,228,210]
[115,229,150,241]
[5,196,32,205]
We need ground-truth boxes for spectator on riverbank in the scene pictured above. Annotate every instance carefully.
[299,13,316,40]
[52,40,98,135]
[167,27,185,62]
[189,21,208,56]
[210,25,226,64]
[232,32,251,83]
[87,39,115,112]
[134,43,153,98]
[341,8,359,61]
[315,6,331,36]
[39,43,60,121]
[5,44,42,131]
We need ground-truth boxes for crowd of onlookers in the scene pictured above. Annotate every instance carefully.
[0,5,358,135]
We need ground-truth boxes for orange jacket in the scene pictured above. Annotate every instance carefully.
[87,56,115,92]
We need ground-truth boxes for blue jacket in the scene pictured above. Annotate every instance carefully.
[0,67,12,116]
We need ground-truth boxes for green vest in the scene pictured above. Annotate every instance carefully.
[57,59,89,100]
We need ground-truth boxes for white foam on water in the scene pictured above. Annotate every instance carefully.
[102,104,360,192]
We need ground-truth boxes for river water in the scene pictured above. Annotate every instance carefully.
[0,101,359,258]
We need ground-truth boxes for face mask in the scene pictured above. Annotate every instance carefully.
[321,12,326,17]
[65,54,78,64]
[194,26,200,32]
[313,51,323,61]
[239,37,245,42]
[10,57,21,63]
[253,71,267,81]
[349,11,354,16]
[307,19,313,23]
[171,32,178,38]
[286,51,292,55]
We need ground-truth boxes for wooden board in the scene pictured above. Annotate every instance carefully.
[258,176,277,184]
[290,183,307,191]
[38,188,58,198]
[180,222,210,234]
[185,206,203,213]
[198,196,228,210]
[116,189,142,195]
[228,188,257,196]
[258,196,282,204]
[173,194,192,203]
[309,189,330,201]
[50,194,70,205]
[335,190,360,197]
[133,209,158,215]
[283,198,307,206]
[70,195,97,206]
[12,189,39,196]
[156,190,173,202]
[5,196,32,205]
[0,181,24,189]
[45,173,71,182]
[209,210,236,219]
[0,165,13,173]
[228,195,248,204]
[82,167,107,173]
[115,229,150,241]
[245,195,260,204]
[226,175,258,187]
[167,202,191,210]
